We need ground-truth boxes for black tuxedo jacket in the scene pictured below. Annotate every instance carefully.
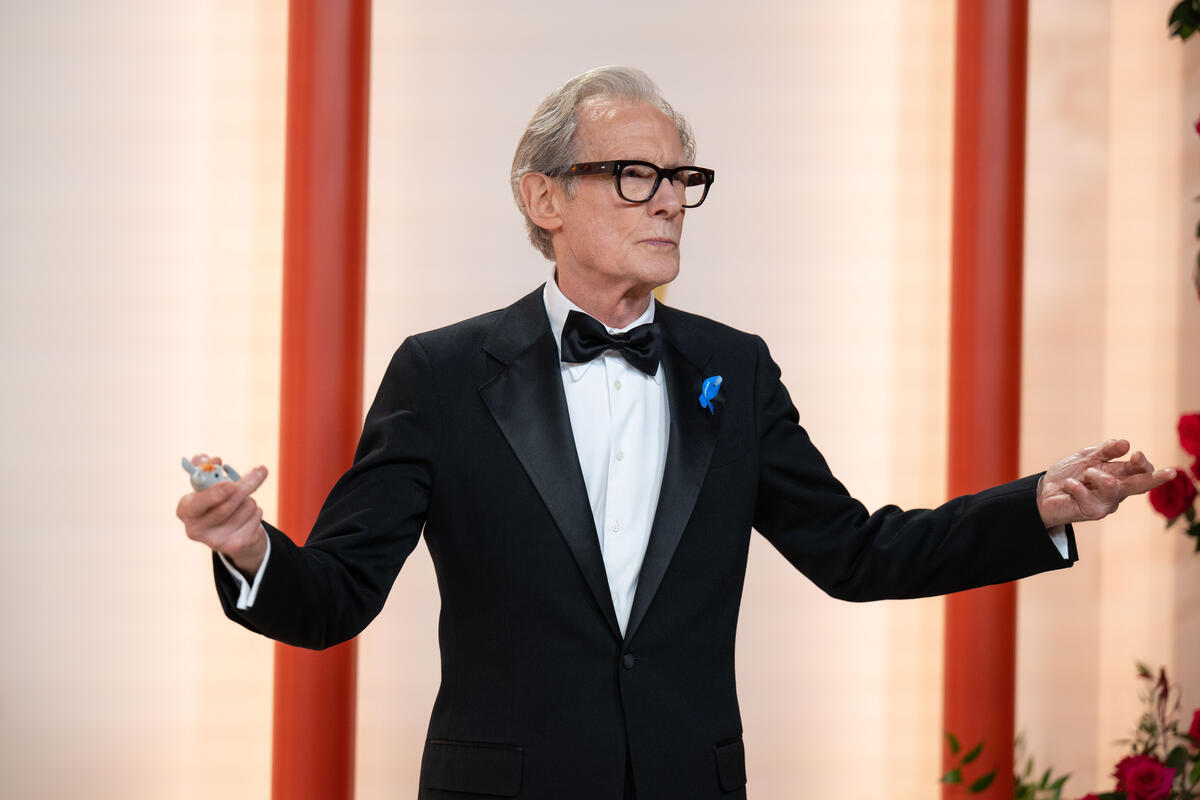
[216,286,1077,799]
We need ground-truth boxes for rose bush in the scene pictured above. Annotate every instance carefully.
[1009,666,1198,800]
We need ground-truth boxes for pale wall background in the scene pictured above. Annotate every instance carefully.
[0,1,1197,798]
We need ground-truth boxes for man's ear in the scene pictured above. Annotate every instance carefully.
[520,172,563,235]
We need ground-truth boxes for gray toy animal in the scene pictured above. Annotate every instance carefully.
[181,457,241,491]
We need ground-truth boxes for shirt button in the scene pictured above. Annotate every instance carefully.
[615,450,625,462]
[614,379,622,391]
[622,653,636,670]
[611,521,622,533]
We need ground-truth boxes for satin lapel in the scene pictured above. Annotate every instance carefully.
[624,321,720,643]
[479,290,622,640]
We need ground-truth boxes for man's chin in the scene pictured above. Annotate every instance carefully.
[657,266,680,291]
[640,256,680,286]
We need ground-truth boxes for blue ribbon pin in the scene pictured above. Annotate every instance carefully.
[699,375,723,414]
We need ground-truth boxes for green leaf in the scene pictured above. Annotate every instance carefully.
[1050,774,1070,791]
[962,741,985,765]
[1191,756,1200,784]
[1165,745,1188,770]
[969,770,997,793]
[1023,756,1034,778]
[1137,662,1153,680]
[1170,0,1200,39]
[941,768,962,784]
[1186,505,1197,523]
[946,732,960,755]
[1040,767,1051,789]
[1095,794,1125,800]
[1170,5,1188,34]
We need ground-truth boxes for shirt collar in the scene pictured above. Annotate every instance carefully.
[543,272,660,384]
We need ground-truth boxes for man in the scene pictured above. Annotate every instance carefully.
[178,67,1174,799]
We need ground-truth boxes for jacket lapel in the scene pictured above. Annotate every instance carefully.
[624,305,721,643]
[478,287,623,640]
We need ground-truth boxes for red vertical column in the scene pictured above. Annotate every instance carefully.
[274,2,371,799]
[942,1,1027,798]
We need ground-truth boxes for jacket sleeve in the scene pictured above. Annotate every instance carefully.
[749,336,1076,602]
[213,335,439,648]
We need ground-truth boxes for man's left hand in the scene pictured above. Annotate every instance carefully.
[1037,439,1176,528]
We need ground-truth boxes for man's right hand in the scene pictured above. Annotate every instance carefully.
[177,454,269,577]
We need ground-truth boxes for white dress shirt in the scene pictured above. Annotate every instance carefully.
[543,278,670,636]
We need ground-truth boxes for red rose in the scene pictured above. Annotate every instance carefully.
[1113,754,1142,788]
[1191,456,1200,483]
[1149,471,1197,519]
[1189,708,1200,748]
[1113,754,1175,800]
[1181,413,1200,456]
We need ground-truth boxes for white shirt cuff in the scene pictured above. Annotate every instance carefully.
[1048,525,1069,559]
[217,528,271,610]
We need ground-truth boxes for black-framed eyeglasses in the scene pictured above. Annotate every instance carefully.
[560,160,715,208]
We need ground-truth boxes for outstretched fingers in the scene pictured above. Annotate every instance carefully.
[1116,466,1178,498]
[1088,438,1131,463]
[1128,450,1150,473]
[1042,439,1175,526]
[1069,461,1176,517]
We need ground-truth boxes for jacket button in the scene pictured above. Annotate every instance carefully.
[622,653,636,670]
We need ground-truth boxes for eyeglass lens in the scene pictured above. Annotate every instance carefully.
[618,163,709,207]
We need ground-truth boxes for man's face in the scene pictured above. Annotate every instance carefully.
[551,99,686,300]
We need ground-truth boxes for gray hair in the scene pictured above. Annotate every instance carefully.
[510,66,696,261]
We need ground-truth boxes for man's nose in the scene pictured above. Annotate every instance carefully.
[647,176,684,216]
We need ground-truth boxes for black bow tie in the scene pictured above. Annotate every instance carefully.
[560,310,662,377]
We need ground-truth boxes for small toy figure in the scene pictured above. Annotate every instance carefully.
[181,457,241,491]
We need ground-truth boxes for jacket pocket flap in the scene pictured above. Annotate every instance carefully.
[713,736,746,792]
[422,739,523,797]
